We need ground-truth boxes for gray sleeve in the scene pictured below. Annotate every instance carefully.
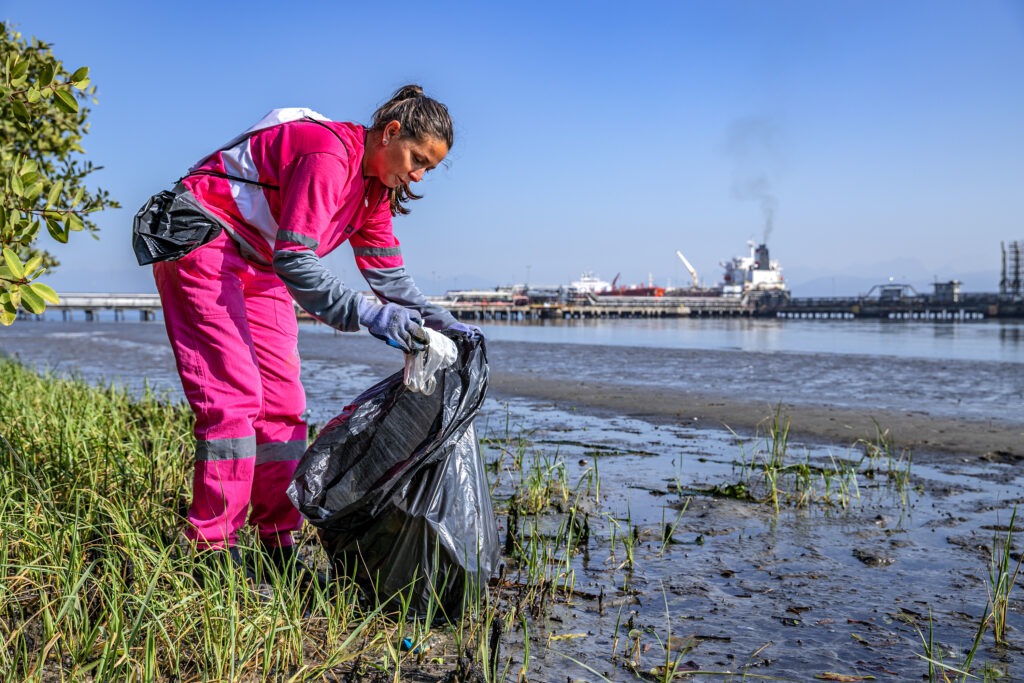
[272,249,363,331]
[361,265,457,330]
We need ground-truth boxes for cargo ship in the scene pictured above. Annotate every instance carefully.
[666,241,786,299]
[718,241,786,297]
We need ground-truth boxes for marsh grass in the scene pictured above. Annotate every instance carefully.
[0,358,517,682]
[907,609,989,683]
[718,404,911,511]
[986,505,1022,646]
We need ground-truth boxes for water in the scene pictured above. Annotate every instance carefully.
[2,317,1023,680]
[476,316,1024,363]
[5,317,1023,426]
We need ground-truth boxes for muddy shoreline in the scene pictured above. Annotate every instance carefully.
[488,371,1024,463]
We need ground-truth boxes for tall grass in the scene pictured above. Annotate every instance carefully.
[0,358,486,681]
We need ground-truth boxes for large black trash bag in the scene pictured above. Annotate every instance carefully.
[287,333,499,618]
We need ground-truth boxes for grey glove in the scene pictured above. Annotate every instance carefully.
[357,297,429,352]
[446,322,484,338]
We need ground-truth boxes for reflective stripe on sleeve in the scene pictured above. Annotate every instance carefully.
[353,246,402,258]
[276,230,319,250]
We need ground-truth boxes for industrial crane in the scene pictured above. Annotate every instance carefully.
[675,250,699,288]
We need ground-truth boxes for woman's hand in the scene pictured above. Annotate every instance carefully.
[358,299,429,352]
[446,322,484,339]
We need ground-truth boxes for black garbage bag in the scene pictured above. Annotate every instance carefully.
[287,333,499,618]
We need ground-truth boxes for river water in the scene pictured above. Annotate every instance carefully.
[2,316,1023,680]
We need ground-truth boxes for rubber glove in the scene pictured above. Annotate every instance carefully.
[357,298,429,352]
[446,321,484,339]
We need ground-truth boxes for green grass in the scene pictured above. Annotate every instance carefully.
[0,358,504,682]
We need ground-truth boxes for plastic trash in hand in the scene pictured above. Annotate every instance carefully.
[404,327,458,395]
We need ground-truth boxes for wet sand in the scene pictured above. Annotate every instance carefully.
[488,371,1024,463]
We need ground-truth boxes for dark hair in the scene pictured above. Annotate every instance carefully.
[369,84,454,216]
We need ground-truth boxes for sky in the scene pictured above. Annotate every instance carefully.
[3,0,1023,297]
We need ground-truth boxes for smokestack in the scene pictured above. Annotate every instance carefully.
[755,244,770,271]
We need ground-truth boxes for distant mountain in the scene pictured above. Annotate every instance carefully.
[789,263,1002,298]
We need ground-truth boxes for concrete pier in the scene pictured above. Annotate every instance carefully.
[21,289,1024,324]
[45,293,161,322]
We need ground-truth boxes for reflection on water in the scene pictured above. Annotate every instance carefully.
[1000,324,1022,344]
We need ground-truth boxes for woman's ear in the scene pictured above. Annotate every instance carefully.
[384,120,402,142]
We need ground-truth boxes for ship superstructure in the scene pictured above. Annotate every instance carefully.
[719,241,786,297]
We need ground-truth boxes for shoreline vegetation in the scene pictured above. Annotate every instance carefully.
[2,356,1019,682]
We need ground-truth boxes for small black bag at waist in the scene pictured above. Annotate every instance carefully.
[132,185,223,266]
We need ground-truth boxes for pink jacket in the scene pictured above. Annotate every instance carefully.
[181,109,454,331]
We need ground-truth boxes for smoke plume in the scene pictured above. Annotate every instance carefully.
[724,117,781,244]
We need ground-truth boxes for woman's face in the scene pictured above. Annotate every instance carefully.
[365,120,448,188]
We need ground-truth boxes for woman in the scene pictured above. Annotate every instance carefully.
[152,85,476,572]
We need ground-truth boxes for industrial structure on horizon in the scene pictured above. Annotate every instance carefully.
[1001,240,1022,298]
[22,240,1024,323]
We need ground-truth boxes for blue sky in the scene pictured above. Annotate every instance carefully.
[4,0,1023,296]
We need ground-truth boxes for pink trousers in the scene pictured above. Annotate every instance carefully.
[154,231,306,550]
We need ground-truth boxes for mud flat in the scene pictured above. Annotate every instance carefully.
[489,371,1024,462]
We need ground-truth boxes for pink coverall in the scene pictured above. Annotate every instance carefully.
[154,109,454,550]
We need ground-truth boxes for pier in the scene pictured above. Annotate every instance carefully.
[444,295,756,321]
[20,287,1024,324]
[772,285,1023,320]
[44,293,162,321]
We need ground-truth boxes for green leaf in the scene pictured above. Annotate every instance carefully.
[0,308,16,326]
[7,284,21,309]
[2,248,25,279]
[53,88,78,113]
[67,213,85,232]
[24,181,44,202]
[39,62,55,87]
[28,282,60,305]
[11,58,28,79]
[46,180,63,209]
[11,172,24,197]
[70,187,85,208]
[45,216,68,243]
[23,255,44,277]
[20,285,45,314]
[11,99,29,122]
[70,65,89,83]
[26,86,40,103]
